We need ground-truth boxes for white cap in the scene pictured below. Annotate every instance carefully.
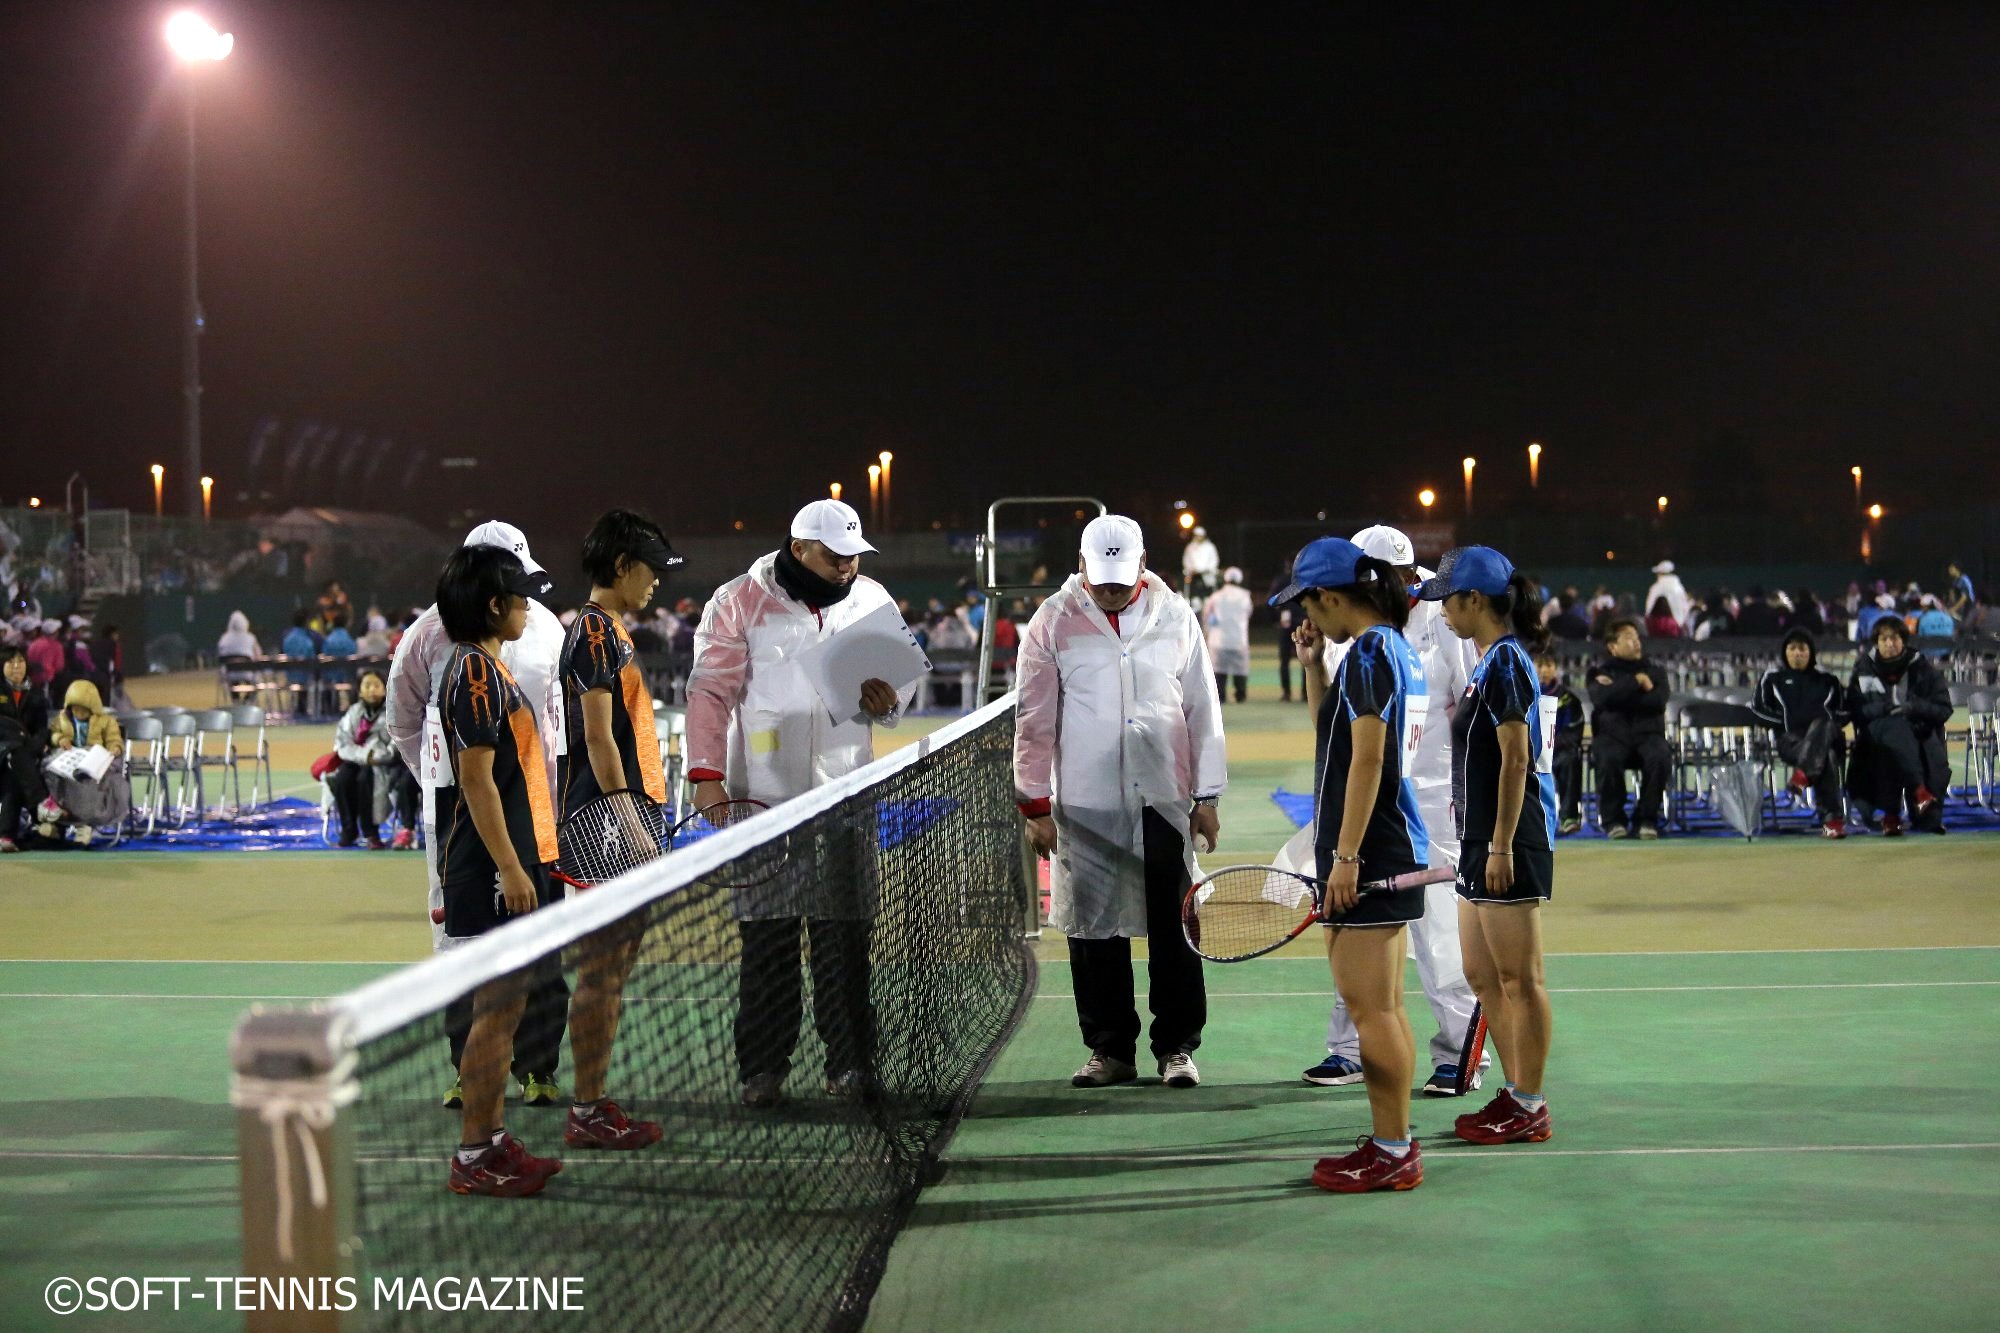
[462,520,543,574]
[41,619,59,633]
[1223,566,1243,584]
[66,615,90,630]
[1191,525,1207,538]
[790,499,876,556]
[1351,524,1416,567]
[1081,514,1145,585]
[1652,560,1676,575]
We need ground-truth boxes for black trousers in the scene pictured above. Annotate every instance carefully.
[736,917,875,1080]
[1776,730,1845,818]
[328,761,418,841]
[444,957,571,1080]
[1276,628,1296,699]
[1213,673,1247,704]
[1551,738,1583,822]
[1067,808,1206,1063]
[0,746,48,838]
[1595,734,1672,827]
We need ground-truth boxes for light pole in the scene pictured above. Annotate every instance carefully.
[165,12,233,519]
[867,464,881,530]
[1851,465,1862,515]
[1461,457,1476,517]
[1527,441,1542,489]
[201,474,214,522]
[877,451,893,534]
[150,464,165,518]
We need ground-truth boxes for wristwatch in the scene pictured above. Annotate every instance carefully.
[1191,795,1219,809]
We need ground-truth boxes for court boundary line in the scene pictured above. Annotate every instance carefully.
[4,944,2000,967]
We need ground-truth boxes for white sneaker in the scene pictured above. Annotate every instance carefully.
[1158,1052,1200,1088]
[740,1073,786,1108]
[1071,1053,1139,1088]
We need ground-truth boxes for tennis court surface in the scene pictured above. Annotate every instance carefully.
[3,693,1998,1329]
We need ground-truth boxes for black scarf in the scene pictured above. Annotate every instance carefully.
[773,545,854,608]
[1872,646,1912,685]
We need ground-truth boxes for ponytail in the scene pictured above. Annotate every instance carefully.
[1492,571,1548,652]
[1342,556,1410,632]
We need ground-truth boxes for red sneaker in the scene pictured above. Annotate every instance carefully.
[1822,818,1847,840]
[392,828,416,850]
[564,1099,663,1150]
[1882,813,1905,837]
[1454,1089,1552,1145]
[1913,787,1939,817]
[1788,769,1809,798]
[448,1133,561,1196]
[1311,1135,1424,1193]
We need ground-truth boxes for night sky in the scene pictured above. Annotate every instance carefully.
[3,3,1998,538]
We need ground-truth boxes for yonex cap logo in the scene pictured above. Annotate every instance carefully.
[1103,545,1121,557]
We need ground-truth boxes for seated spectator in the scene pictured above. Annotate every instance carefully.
[327,670,418,849]
[53,618,98,702]
[25,618,64,688]
[316,579,352,629]
[1914,596,1955,644]
[1,647,53,851]
[1645,560,1691,628]
[1735,586,1786,637]
[1691,589,1735,640]
[1847,617,1951,835]
[355,612,392,657]
[217,610,262,660]
[281,609,320,660]
[322,617,358,658]
[1790,591,1826,636]
[1853,593,1898,645]
[1944,561,1975,622]
[1588,618,1672,839]
[1535,651,1585,835]
[1546,586,1589,640]
[1644,596,1683,639]
[1751,629,1848,838]
[36,679,125,845]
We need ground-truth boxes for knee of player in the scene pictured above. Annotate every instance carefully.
[1495,968,1544,1002]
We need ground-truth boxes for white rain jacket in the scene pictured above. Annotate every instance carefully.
[385,601,565,798]
[1202,584,1254,677]
[1013,573,1227,939]
[684,553,914,805]
[1182,537,1220,584]
[1644,572,1692,629]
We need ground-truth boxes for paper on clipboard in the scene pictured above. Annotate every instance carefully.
[795,601,932,724]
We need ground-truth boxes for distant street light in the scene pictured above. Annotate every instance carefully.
[829,481,842,501]
[1417,487,1436,511]
[1527,442,1542,489]
[150,463,165,518]
[867,464,882,531]
[1851,465,1863,514]
[1868,503,1883,521]
[27,497,41,509]
[165,11,233,519]
[1461,457,1476,516]
[1657,495,1669,513]
[878,451,893,534]
[201,474,214,522]
[1178,511,1197,531]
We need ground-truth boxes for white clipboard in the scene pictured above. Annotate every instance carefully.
[794,601,931,725]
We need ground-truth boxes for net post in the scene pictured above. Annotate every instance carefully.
[230,1007,358,1331]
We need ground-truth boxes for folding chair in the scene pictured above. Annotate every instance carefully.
[118,714,167,837]
[1672,700,1775,832]
[655,702,688,826]
[231,703,274,811]
[191,709,239,819]
[156,711,201,827]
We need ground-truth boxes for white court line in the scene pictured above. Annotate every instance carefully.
[9,980,2000,1004]
[972,1142,2000,1165]
[9,1143,2000,1167]
[5,944,2000,968]
[1032,980,2000,1001]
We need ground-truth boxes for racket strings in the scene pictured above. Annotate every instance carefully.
[1184,866,1318,961]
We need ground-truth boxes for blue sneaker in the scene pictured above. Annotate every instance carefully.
[1423,1063,1483,1097]
[1302,1054,1365,1086]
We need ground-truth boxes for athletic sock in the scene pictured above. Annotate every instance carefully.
[1372,1137,1412,1158]
[1513,1091,1546,1112]
[571,1098,606,1117]
[457,1140,494,1165]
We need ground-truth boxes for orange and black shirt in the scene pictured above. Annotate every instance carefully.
[437,643,558,889]
[558,604,665,816]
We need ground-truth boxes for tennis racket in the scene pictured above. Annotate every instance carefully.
[670,798,782,889]
[1454,1003,1487,1096]
[1180,863,1456,964]
[552,788,671,891]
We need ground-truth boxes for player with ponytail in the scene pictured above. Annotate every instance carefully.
[1417,547,1560,1146]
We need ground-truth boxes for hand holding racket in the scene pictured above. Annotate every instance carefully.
[553,788,672,891]
[1180,862,1455,964]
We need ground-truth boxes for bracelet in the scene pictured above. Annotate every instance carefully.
[1488,851,1513,858]
[1330,852,1362,865]
[1191,795,1219,808]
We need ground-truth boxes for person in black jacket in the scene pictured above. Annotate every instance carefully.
[1536,651,1586,835]
[1751,629,1847,838]
[1587,618,1672,838]
[0,646,54,851]
[1847,617,1952,835]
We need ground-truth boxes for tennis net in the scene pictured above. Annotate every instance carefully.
[230,695,1034,1330]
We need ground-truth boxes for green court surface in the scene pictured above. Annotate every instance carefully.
[4,671,1998,1329]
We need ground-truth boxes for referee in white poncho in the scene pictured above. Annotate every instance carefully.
[1013,515,1228,1091]
[1203,566,1253,703]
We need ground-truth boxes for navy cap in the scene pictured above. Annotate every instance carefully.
[499,562,556,602]
[1413,546,1515,601]
[1268,537,1371,607]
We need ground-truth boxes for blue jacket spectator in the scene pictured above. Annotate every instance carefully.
[280,610,321,689]
[322,623,358,657]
